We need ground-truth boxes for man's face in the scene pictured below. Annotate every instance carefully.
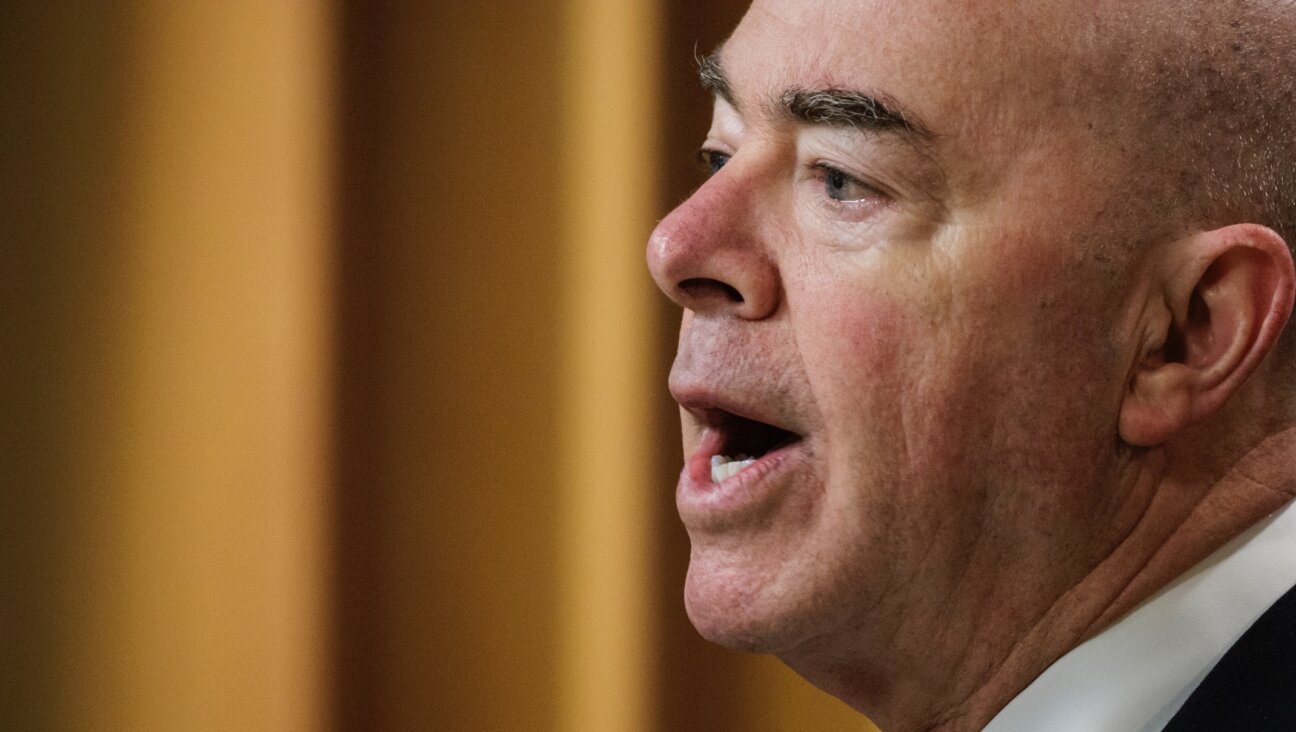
[649,0,1153,669]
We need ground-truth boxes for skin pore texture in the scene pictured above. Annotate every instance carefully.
[647,1,1296,730]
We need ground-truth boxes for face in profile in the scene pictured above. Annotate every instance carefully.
[648,0,1155,668]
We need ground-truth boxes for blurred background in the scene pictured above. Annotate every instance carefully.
[1,2,874,730]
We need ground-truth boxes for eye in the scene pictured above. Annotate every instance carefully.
[697,148,731,177]
[813,163,877,203]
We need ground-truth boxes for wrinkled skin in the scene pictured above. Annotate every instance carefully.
[648,1,1295,729]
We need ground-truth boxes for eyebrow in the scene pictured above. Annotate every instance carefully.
[780,87,932,140]
[698,52,735,107]
[697,52,934,141]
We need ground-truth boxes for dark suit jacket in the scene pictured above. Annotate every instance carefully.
[1163,582,1296,730]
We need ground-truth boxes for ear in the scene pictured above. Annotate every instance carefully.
[1120,224,1295,447]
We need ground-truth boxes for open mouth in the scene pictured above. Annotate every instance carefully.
[705,410,801,483]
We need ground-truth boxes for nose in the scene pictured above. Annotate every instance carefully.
[646,170,781,320]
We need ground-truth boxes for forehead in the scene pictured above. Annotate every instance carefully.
[723,0,1099,141]
[720,0,1128,208]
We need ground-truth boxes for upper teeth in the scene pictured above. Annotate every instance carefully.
[711,454,755,483]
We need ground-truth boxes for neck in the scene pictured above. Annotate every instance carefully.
[960,425,1296,730]
[1096,424,1296,628]
[792,425,1296,732]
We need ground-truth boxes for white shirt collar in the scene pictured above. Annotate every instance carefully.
[985,496,1296,732]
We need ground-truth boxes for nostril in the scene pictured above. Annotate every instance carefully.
[679,277,744,304]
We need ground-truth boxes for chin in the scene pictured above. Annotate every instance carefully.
[683,553,816,654]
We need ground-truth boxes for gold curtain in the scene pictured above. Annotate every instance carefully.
[2,1,874,729]
[1,3,332,730]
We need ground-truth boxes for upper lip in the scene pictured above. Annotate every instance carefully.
[669,378,803,439]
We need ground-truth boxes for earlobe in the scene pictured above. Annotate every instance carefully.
[1119,224,1295,447]
[1120,363,1194,447]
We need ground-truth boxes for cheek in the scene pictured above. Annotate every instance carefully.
[800,272,1038,511]
[803,288,955,450]
[809,288,913,380]
[801,292,962,491]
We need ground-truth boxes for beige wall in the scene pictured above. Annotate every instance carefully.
[2,2,876,730]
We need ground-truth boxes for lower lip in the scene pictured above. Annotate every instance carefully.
[676,433,809,529]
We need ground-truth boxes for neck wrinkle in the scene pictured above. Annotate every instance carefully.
[1098,425,1296,629]
[933,443,1206,730]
